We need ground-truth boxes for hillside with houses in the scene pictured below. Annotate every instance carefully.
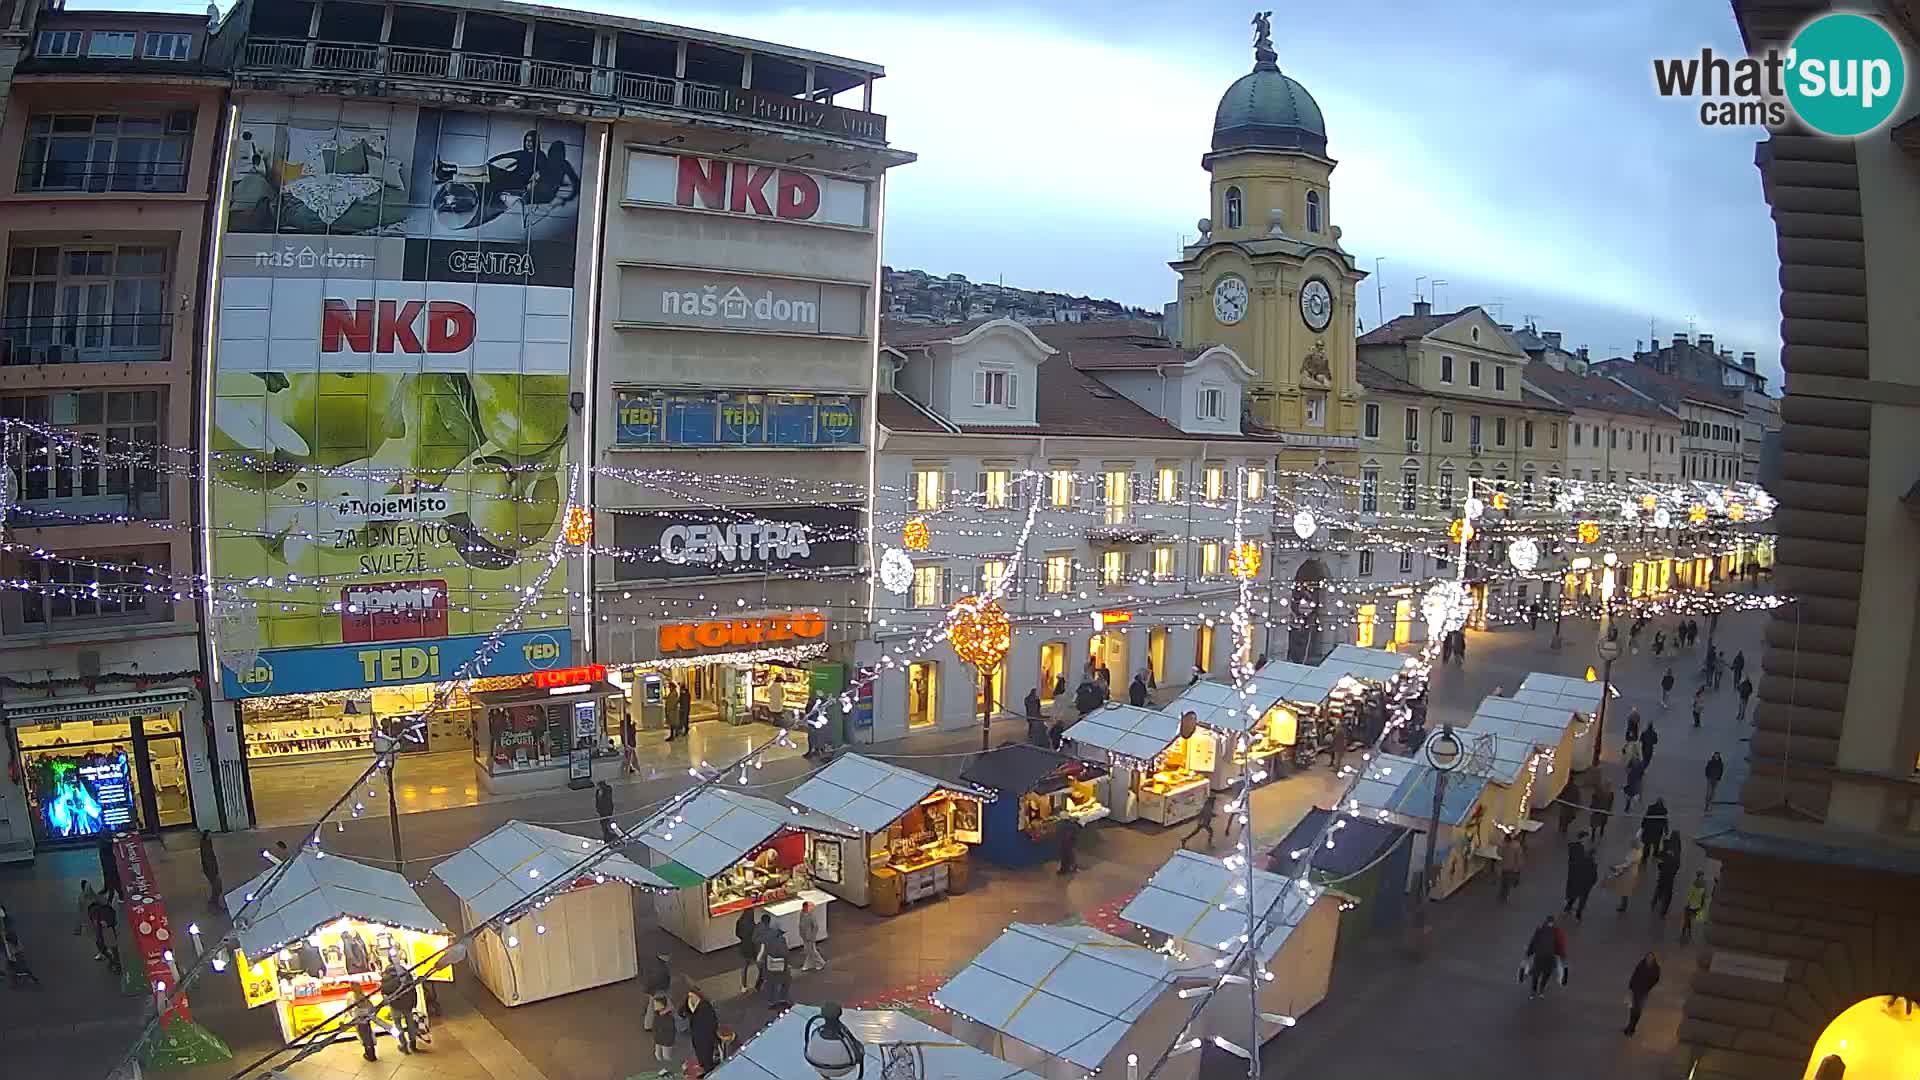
[883,266,1162,327]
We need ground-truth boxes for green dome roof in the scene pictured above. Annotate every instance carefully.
[1212,59,1327,155]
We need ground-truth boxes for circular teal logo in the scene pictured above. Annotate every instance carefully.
[1786,13,1907,136]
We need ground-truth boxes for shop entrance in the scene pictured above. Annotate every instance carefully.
[1287,560,1327,663]
[11,693,194,843]
[1195,623,1216,676]
[1088,630,1128,683]
[1147,627,1169,686]
[1038,641,1067,705]
[908,660,939,729]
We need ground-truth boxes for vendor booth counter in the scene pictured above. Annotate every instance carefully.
[431,820,670,1006]
[224,851,451,1046]
[632,787,854,953]
[1348,752,1495,900]
[1064,703,1215,825]
[785,754,990,914]
[960,744,1108,868]
[711,1005,1045,1080]
[1510,672,1605,765]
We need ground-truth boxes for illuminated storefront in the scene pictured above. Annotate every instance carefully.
[609,613,839,733]
[6,689,196,845]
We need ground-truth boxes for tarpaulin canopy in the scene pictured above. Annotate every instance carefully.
[1064,703,1188,762]
[1120,849,1315,963]
[432,820,670,924]
[1512,672,1604,714]
[787,753,990,835]
[1319,644,1413,684]
[711,1005,1045,1080]
[631,788,855,880]
[1346,753,1488,827]
[225,850,446,958]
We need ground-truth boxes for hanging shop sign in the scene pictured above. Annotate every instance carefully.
[613,389,861,448]
[616,266,867,336]
[533,663,607,690]
[656,614,828,656]
[624,151,873,227]
[1098,610,1133,626]
[610,505,861,582]
[222,630,572,698]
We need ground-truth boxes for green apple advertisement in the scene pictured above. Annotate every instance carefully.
[212,98,583,694]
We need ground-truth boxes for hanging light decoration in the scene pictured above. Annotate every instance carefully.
[1653,507,1673,529]
[1421,580,1472,636]
[1449,518,1475,545]
[1689,505,1709,524]
[1490,492,1509,512]
[902,517,931,551]
[1727,502,1746,522]
[1291,510,1317,540]
[876,547,914,595]
[1577,520,1601,544]
[1228,541,1262,581]
[562,507,594,547]
[1507,537,1540,572]
[1464,495,1486,520]
[948,595,1012,671]
[1640,494,1657,511]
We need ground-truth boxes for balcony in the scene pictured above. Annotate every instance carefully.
[1,315,173,365]
[4,488,169,528]
[16,163,188,195]
[1086,523,1169,545]
[239,38,890,146]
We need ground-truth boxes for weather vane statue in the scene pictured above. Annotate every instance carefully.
[1252,10,1277,66]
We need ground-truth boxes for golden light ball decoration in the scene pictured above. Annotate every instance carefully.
[902,516,931,552]
[1229,541,1262,580]
[1577,520,1601,544]
[1727,502,1747,522]
[562,507,594,547]
[947,595,1012,671]
[1491,491,1509,512]
[1449,518,1475,544]
[1640,494,1658,511]
[1689,504,1709,524]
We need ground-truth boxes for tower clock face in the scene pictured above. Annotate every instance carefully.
[1213,275,1249,325]
[1300,278,1334,331]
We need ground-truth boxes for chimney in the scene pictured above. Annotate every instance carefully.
[1412,300,1432,317]
[1499,323,1514,332]
[1741,350,1756,370]
[1698,333,1714,354]
[1543,331,1562,350]
[1576,346,1590,364]
[1673,333,1689,348]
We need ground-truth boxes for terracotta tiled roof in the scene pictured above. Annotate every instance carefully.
[1356,361,1419,394]
[1355,307,1483,346]
[1522,361,1674,421]
[1027,318,1168,344]
[1356,361,1571,414]
[880,318,995,348]
[1591,359,1743,412]
[874,392,953,434]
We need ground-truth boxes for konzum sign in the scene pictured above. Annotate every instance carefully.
[658,613,828,655]
[625,151,870,228]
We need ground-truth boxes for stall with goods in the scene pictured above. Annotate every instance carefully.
[785,754,991,914]
[959,744,1108,868]
[1347,752,1495,900]
[431,820,670,1005]
[1164,660,1318,787]
[471,667,626,796]
[1063,703,1215,825]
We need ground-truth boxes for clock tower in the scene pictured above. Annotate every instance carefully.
[1171,15,1366,455]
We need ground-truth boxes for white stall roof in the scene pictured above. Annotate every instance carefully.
[1121,849,1315,964]
[1471,696,1579,744]
[1513,672,1604,714]
[632,788,855,880]
[713,1005,1045,1080]
[432,820,671,924]
[1347,753,1488,828]
[787,753,989,835]
[1065,703,1187,762]
[225,850,447,958]
[935,922,1175,1071]
[1247,660,1344,708]
[1320,644,1413,684]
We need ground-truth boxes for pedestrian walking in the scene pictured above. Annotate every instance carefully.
[1681,871,1710,943]
[1047,716,1066,752]
[1129,671,1149,707]
[87,891,119,967]
[1521,917,1565,999]
[662,682,680,743]
[379,961,420,1054]
[1563,833,1595,918]
[1736,677,1754,722]
[1622,709,1641,753]
[1711,651,1726,691]
[1702,644,1719,684]
[621,712,638,773]
[1652,630,1665,658]
[681,988,720,1073]
[1557,778,1584,835]
[798,900,827,971]
[1639,720,1659,766]
[1497,831,1525,902]
[1704,752,1725,811]
[1589,778,1615,840]
[1650,833,1683,916]
[675,680,692,738]
[1623,736,1643,771]
[351,989,381,1061]
[1453,629,1467,665]
[3,923,40,987]
[1731,649,1745,686]
[97,836,124,902]
[1074,678,1104,719]
[735,908,758,991]
[1025,687,1047,746]
[1182,790,1219,849]
[755,914,791,1007]
[595,780,617,843]
[198,830,225,911]
[1692,684,1707,729]
[1623,756,1647,812]
[1625,952,1662,1034]
[640,949,671,1029]
[1057,816,1082,875]
[1608,842,1645,913]
[649,993,676,1068]
[1640,798,1670,866]
[1660,667,1674,709]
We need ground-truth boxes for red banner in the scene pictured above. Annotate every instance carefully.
[113,831,193,1023]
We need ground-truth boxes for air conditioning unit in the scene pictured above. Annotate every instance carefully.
[1406,438,1421,452]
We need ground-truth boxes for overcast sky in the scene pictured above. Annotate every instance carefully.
[108,0,1785,381]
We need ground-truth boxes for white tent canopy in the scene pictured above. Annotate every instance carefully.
[431,820,671,925]
[1120,849,1315,964]
[225,850,447,958]
[712,1005,1045,1080]
[1512,672,1604,714]
[1473,696,1581,739]
[632,788,854,878]
[1065,703,1187,762]
[935,922,1176,1072]
[787,753,990,835]
[1319,644,1412,684]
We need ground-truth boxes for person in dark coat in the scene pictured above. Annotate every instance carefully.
[1704,752,1726,811]
[1660,667,1675,708]
[1622,708,1641,750]
[1129,673,1149,707]
[1523,917,1560,999]
[1025,688,1047,746]
[1650,833,1683,916]
[1589,777,1616,839]
[680,987,720,1071]
[1623,757,1647,813]
[1639,721,1659,765]
[1625,952,1662,1034]
[1557,778,1584,835]
[1057,817,1081,875]
[595,781,617,843]
[199,830,224,911]
[734,908,758,990]
[1181,790,1219,849]
[1074,679,1103,719]
[1639,799,1670,866]
[97,837,124,902]
[1736,677,1754,721]
[621,714,638,773]
[1047,717,1066,751]
[1731,650,1745,685]
[1563,834,1597,919]
[675,683,692,738]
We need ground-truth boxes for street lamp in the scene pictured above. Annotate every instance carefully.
[1590,558,1623,770]
[1410,724,1463,934]
[804,1003,864,1079]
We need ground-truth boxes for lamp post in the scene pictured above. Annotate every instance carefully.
[1410,724,1463,935]
[804,1002,865,1078]
[1590,557,1622,770]
[949,597,1011,753]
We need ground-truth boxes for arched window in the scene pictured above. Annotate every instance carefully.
[1225,187,1243,230]
[1306,191,1323,233]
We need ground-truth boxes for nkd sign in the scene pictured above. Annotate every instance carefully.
[625,151,870,229]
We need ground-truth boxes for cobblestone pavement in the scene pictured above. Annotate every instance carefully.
[0,608,1766,1080]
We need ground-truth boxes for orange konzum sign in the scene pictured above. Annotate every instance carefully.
[658,613,828,655]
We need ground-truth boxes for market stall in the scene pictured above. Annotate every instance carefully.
[1270,809,1411,948]
[960,744,1109,868]
[1064,703,1217,826]
[1121,850,1341,1052]
[712,1004,1046,1080]
[785,754,991,914]
[631,787,855,953]
[471,669,627,796]
[1466,696,1580,811]
[1165,660,1320,787]
[223,851,451,1046]
[431,820,671,1006]
[1347,752,1494,900]
[1510,672,1605,765]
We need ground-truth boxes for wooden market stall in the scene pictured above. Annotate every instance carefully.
[960,744,1108,868]
[1165,660,1318,786]
[1510,672,1605,766]
[630,788,856,953]
[223,851,451,1046]
[711,1004,1046,1080]
[1270,809,1411,948]
[1064,703,1216,825]
[430,820,671,1006]
[1466,696,1580,811]
[1347,752,1496,900]
[785,753,992,914]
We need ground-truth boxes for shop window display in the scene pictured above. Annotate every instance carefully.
[15,707,191,841]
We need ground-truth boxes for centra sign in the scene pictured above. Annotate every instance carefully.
[662,520,813,566]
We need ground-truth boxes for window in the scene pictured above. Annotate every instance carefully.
[1523,467,1536,503]
[1199,542,1222,578]
[1154,465,1179,503]
[1609,428,1617,449]
[1045,553,1073,595]
[1440,355,1455,383]
[1404,407,1419,444]
[1573,424,1582,447]
[1440,411,1454,443]
[1048,468,1075,508]
[1102,550,1126,587]
[1244,467,1266,502]
[912,468,946,511]
[1495,366,1507,391]
[1400,467,1419,512]
[1358,550,1374,576]
[1551,423,1559,449]
[1197,386,1224,420]
[16,547,170,629]
[973,367,1017,407]
[1494,417,1507,446]
[1523,420,1534,448]
[907,661,939,729]
[1469,360,1482,387]
[1102,469,1132,525]
[1203,465,1225,502]
[1469,414,1482,447]
[1306,190,1322,232]
[1363,402,1380,438]
[979,468,1011,510]
[34,30,83,57]
[1438,467,1454,505]
[978,560,1008,595]
[3,391,164,520]
[1304,393,1326,427]
[1151,544,1175,581]
[1399,550,1415,574]
[20,111,193,193]
[912,565,947,608]
[5,244,173,363]
[1607,470,1617,484]
[1224,186,1243,230]
[1360,467,1379,513]
[142,32,193,60]
[86,31,137,58]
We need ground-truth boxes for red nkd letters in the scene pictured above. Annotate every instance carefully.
[675,156,822,220]
[321,299,477,353]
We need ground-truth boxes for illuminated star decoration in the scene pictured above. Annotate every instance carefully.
[902,516,931,551]
[1291,510,1317,540]
[1506,537,1540,573]
[1421,580,1473,636]
[1553,490,1576,513]
[1727,502,1746,522]
[1449,518,1475,545]
[561,507,593,547]
[1689,505,1709,524]
[1619,500,1637,522]
[1578,520,1601,544]
[1464,495,1486,521]
[1490,492,1509,512]
[1640,494,1657,511]
[876,547,914,595]
[1228,542,1262,580]
[947,595,1011,670]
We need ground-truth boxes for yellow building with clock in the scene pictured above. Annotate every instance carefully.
[1170,16,1365,478]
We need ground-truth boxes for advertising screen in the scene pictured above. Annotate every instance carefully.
[212,98,584,695]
